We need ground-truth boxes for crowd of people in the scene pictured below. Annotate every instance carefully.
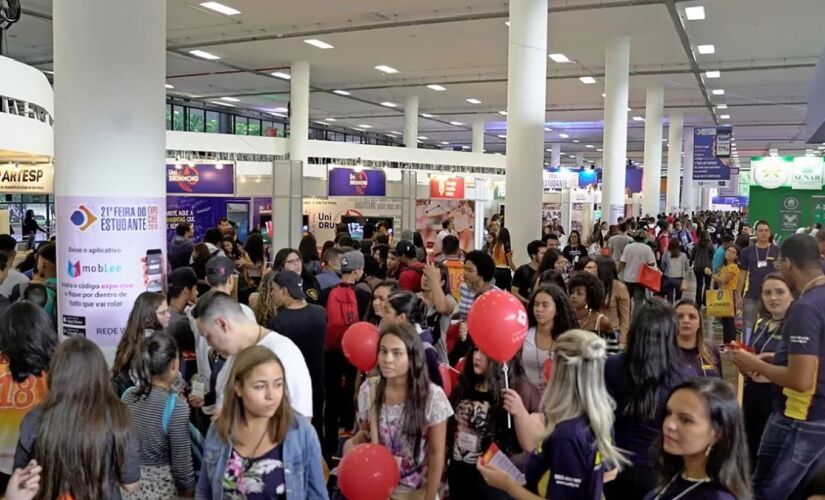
[0,211,824,499]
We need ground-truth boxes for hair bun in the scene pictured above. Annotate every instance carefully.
[582,336,607,361]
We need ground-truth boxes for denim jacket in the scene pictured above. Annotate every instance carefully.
[195,416,328,499]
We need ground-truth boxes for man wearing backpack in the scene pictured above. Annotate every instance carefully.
[319,250,372,458]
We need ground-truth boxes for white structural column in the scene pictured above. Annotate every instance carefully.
[405,96,419,148]
[54,0,166,355]
[682,127,696,213]
[666,112,684,213]
[289,61,310,164]
[504,0,548,264]
[601,36,631,223]
[641,83,664,216]
[472,118,485,153]
[401,171,417,232]
[551,143,561,167]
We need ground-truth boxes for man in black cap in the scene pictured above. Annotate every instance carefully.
[269,271,327,440]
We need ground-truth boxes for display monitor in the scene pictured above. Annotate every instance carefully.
[340,216,394,241]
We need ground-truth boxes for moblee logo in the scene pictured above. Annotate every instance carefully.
[67,260,81,278]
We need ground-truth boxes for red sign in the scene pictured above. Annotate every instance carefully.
[429,177,465,199]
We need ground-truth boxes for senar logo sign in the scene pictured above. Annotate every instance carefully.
[70,205,98,231]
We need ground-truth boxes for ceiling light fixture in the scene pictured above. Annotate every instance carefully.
[304,39,334,49]
[333,90,351,96]
[505,21,510,27]
[450,121,465,126]
[579,76,597,84]
[716,104,728,109]
[684,5,706,20]
[498,110,508,116]
[325,118,336,122]
[498,134,507,139]
[586,144,594,148]
[573,139,580,143]
[545,127,553,132]
[381,102,398,108]
[272,107,288,113]
[548,53,572,63]
[705,70,721,78]
[357,124,372,129]
[374,65,399,74]
[440,141,450,145]
[697,44,716,54]
[559,133,569,138]
[165,84,174,89]
[418,136,428,140]
[189,50,220,60]
[427,84,446,91]
[200,2,241,15]
[712,89,725,95]
[220,97,240,102]
[720,114,730,119]
[421,113,435,118]
[271,72,291,80]
[211,101,235,108]
[632,116,645,121]
[466,98,482,104]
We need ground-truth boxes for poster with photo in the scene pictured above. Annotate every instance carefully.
[415,199,475,252]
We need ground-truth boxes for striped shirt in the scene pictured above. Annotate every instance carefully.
[122,388,196,491]
[458,283,499,319]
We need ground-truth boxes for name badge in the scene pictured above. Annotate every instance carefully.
[457,431,479,452]
[757,260,768,268]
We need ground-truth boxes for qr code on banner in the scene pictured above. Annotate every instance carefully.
[147,206,158,231]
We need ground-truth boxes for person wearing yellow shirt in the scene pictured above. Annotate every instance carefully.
[713,244,741,344]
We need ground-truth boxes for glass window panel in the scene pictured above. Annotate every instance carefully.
[188,108,205,132]
[166,104,172,130]
[234,116,248,135]
[248,119,261,136]
[172,105,184,131]
[206,111,220,133]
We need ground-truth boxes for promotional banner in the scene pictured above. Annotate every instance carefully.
[751,156,825,190]
[429,176,465,199]
[328,167,386,197]
[780,194,804,231]
[166,163,235,195]
[166,196,225,243]
[57,196,166,345]
[791,157,824,190]
[693,127,732,184]
[542,170,579,191]
[304,197,401,244]
[0,163,53,193]
[415,200,475,252]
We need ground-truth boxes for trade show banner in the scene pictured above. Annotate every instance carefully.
[328,167,386,196]
[57,196,166,345]
[304,197,401,244]
[166,163,235,195]
[0,163,53,193]
[429,176,465,199]
[415,200,475,252]
[166,196,224,243]
[693,127,732,185]
[543,170,579,191]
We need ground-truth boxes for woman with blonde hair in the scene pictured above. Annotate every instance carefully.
[478,329,627,499]
[249,272,278,327]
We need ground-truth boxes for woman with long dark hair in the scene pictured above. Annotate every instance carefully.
[648,378,751,499]
[661,239,690,304]
[366,280,399,326]
[197,346,326,498]
[595,256,630,347]
[273,247,321,304]
[691,231,715,306]
[674,300,722,378]
[491,227,515,291]
[604,298,692,500]
[298,234,321,275]
[0,302,56,492]
[14,337,140,499]
[562,230,588,265]
[243,232,267,287]
[122,331,195,498]
[112,292,170,396]
[381,290,443,387]
[344,322,453,499]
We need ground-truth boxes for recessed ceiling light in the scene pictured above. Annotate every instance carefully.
[546,148,552,152]
[418,136,428,140]
[597,148,603,152]
[498,134,507,139]
[440,141,450,145]
[632,116,645,121]
[498,110,508,116]
[544,127,553,132]
[586,144,594,148]
[374,65,399,74]
[304,39,334,49]
[357,124,372,129]
[466,98,482,104]
[573,139,580,143]
[271,112,287,118]
[325,118,336,122]
[684,5,706,20]
[165,84,175,89]
[211,101,235,108]
[697,44,716,54]
[601,93,606,98]
[559,133,569,138]
[271,72,291,80]
[569,155,576,158]
[579,76,597,84]
[220,96,240,102]
[450,121,465,126]
[390,131,401,134]
[427,84,446,91]
[548,53,572,63]
[712,89,725,95]
[505,21,510,27]
[716,104,728,109]
[270,107,288,113]
[380,102,398,108]
[720,114,730,119]
[705,70,721,78]
[333,90,351,96]
[200,2,241,15]
[189,50,221,60]
[731,142,737,146]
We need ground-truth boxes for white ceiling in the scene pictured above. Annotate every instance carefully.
[5,0,825,167]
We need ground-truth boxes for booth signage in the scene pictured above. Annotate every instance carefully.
[814,196,825,227]
[429,176,465,199]
[693,127,732,184]
[780,195,804,231]
[792,158,824,190]
[543,170,579,191]
[0,163,53,193]
[751,157,825,190]
[166,163,235,195]
[328,167,386,197]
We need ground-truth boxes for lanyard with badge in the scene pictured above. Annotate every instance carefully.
[653,473,711,500]
[756,245,774,269]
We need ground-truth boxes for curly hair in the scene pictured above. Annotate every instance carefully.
[568,271,605,310]
[252,272,278,327]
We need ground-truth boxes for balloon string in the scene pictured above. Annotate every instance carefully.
[503,364,511,429]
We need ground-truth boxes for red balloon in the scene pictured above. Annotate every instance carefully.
[342,322,380,372]
[439,363,453,397]
[467,290,529,363]
[338,444,399,500]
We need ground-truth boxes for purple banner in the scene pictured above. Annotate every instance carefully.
[166,163,235,195]
[166,196,226,243]
[328,168,386,197]
[693,128,732,182]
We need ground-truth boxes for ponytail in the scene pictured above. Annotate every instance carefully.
[133,331,179,398]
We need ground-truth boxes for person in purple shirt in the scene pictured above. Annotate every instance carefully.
[645,378,751,500]
[603,298,693,500]
[736,221,780,338]
[477,329,628,500]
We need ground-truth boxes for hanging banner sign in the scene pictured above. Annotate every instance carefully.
[751,156,825,190]
[429,176,465,199]
[693,127,732,184]
[542,170,579,191]
[0,163,53,193]
[166,163,235,195]
[328,167,386,197]
[791,157,824,190]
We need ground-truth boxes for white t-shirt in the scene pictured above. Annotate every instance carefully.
[620,242,656,283]
[0,269,29,298]
[433,229,451,255]
[521,327,551,395]
[215,331,314,418]
[192,302,256,383]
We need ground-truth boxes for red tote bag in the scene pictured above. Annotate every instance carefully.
[636,264,663,293]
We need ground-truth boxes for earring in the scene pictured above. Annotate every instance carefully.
[704,444,713,457]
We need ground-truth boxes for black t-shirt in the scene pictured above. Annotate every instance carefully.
[269,305,327,411]
[512,264,537,296]
[563,245,588,263]
[644,476,735,500]
[680,345,722,378]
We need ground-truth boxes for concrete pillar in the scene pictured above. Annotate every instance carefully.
[289,61,310,164]
[271,160,304,251]
[472,118,485,153]
[642,83,664,216]
[404,96,419,148]
[666,112,684,213]
[401,171,417,232]
[601,36,631,223]
[504,0,548,264]
[551,143,561,167]
[682,127,696,213]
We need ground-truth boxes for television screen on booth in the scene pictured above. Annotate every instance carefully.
[341,216,394,241]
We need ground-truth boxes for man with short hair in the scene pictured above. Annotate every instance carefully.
[730,234,825,499]
[439,235,464,301]
[737,220,779,335]
[543,233,560,251]
[0,234,28,298]
[512,240,546,304]
[713,233,735,274]
[317,247,342,290]
[455,251,497,361]
[217,218,232,236]
[735,223,752,249]
[619,230,657,308]
[269,271,327,439]
[334,232,355,249]
[167,267,199,354]
[433,218,456,258]
[376,221,390,240]
[607,222,633,264]
[192,290,313,419]
[395,240,425,292]
[202,228,225,257]
[169,222,195,269]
